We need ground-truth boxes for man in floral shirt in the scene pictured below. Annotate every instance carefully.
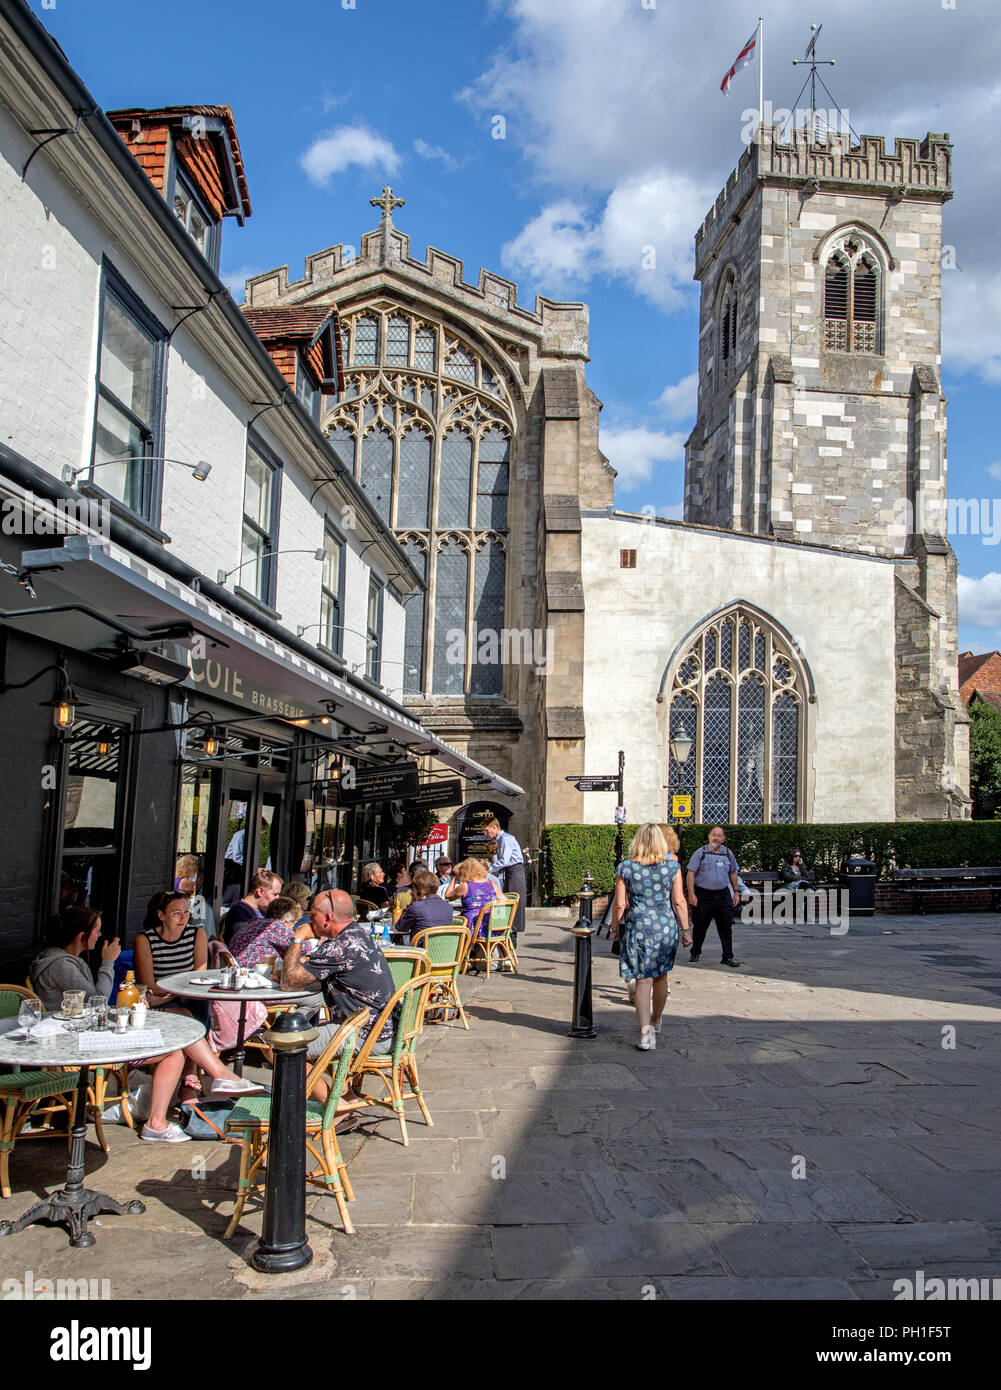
[281,890,396,1059]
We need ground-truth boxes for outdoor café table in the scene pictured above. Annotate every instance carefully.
[154,969,316,1077]
[0,1010,206,1248]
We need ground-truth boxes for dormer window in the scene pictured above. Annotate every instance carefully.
[296,351,322,422]
[172,165,220,268]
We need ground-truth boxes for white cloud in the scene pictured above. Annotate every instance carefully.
[413,139,465,172]
[943,269,1001,384]
[501,174,711,311]
[987,462,1001,481]
[219,265,263,303]
[656,372,698,422]
[300,125,399,188]
[600,424,687,490]
[958,572,1001,628]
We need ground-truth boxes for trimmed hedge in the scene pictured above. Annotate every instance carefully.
[541,821,1001,902]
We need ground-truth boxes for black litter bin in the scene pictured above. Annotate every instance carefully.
[839,856,876,916]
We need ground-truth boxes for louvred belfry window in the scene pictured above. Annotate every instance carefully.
[823,235,880,353]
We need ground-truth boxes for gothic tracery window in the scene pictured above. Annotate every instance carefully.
[823,233,880,353]
[716,269,738,384]
[667,608,805,823]
[328,308,512,696]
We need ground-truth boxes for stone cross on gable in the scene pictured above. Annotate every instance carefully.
[370,186,405,225]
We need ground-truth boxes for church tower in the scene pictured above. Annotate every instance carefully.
[684,126,968,818]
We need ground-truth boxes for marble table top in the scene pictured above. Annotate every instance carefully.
[155,969,315,1005]
[0,1010,205,1067]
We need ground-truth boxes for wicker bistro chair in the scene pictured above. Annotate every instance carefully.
[382,947,430,992]
[224,1007,369,1239]
[411,926,472,1029]
[346,972,435,1147]
[465,896,519,977]
[0,984,83,1198]
[351,897,380,918]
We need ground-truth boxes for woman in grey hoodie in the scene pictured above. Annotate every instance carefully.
[30,908,192,1142]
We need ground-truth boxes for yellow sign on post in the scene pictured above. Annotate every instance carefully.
[671,795,692,820]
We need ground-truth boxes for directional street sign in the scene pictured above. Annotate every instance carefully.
[567,776,619,792]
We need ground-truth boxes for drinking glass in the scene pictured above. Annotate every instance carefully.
[61,991,85,1018]
[17,997,42,1041]
[88,996,109,1029]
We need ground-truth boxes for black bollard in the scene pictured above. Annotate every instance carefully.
[251,1010,317,1274]
[569,871,597,1039]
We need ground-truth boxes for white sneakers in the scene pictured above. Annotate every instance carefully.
[636,1025,656,1051]
[141,1122,190,1144]
[210,1076,268,1096]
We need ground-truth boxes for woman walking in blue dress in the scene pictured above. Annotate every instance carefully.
[611,823,691,1051]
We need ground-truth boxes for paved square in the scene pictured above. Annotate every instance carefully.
[1,909,999,1300]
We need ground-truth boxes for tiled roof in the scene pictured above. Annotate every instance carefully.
[241,306,336,343]
[959,651,996,687]
[107,105,251,217]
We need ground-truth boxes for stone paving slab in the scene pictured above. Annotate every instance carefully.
[2,909,1000,1299]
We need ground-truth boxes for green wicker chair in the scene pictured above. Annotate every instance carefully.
[382,948,430,991]
[466,897,519,977]
[224,1007,369,1239]
[0,985,80,1199]
[411,925,472,1029]
[347,972,435,1147]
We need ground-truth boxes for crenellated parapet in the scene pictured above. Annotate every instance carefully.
[695,126,952,276]
[245,219,589,358]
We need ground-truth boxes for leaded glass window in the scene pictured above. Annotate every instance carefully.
[444,346,476,383]
[772,693,799,823]
[471,539,506,696]
[360,428,392,524]
[414,326,436,371]
[386,315,409,367]
[476,428,509,529]
[401,543,426,694]
[396,428,431,529]
[329,424,355,472]
[439,429,472,528]
[668,607,805,823]
[324,308,513,696]
[433,541,468,696]
[702,675,732,826]
[353,316,378,366]
[736,675,765,822]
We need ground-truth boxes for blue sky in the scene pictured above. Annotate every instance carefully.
[29,0,1001,653]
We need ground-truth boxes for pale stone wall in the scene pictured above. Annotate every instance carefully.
[580,514,899,825]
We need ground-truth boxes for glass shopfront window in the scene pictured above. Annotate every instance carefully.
[59,715,129,927]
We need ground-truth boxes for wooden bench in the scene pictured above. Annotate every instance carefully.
[740,870,838,894]
[891,867,1001,914]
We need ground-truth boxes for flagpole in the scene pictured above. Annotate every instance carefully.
[758,16,764,137]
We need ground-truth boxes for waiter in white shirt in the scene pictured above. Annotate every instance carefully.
[483,817,526,937]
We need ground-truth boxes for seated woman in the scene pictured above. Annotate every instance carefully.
[282,879,313,930]
[31,907,191,1143]
[359,861,390,909]
[396,869,455,942]
[445,857,504,937]
[134,891,263,1097]
[779,849,816,893]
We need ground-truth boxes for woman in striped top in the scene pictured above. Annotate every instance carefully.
[134,891,262,1099]
[134,891,208,1007]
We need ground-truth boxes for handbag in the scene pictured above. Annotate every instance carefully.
[177,1098,238,1141]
